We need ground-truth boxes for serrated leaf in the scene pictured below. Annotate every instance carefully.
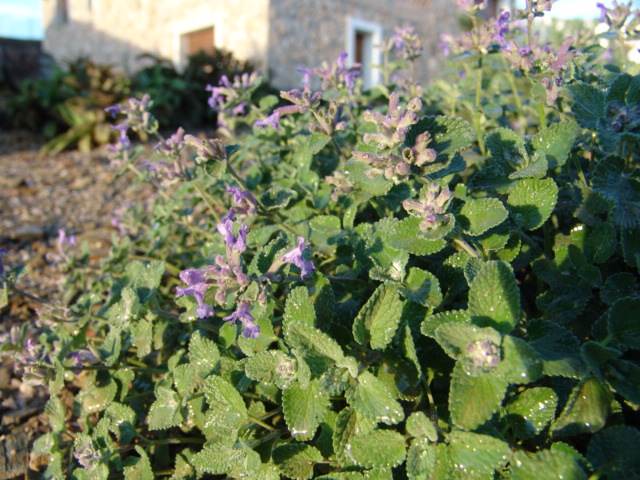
[531,121,579,169]
[463,257,484,286]
[407,437,437,480]
[592,156,640,228]
[588,425,640,480]
[45,396,66,433]
[485,127,527,169]
[261,185,298,210]
[386,217,447,254]
[449,361,508,429]
[434,322,501,361]
[245,350,295,386]
[333,407,377,467]
[148,387,183,430]
[552,377,612,437]
[345,159,393,196]
[507,177,558,231]
[343,430,406,469]
[192,443,255,476]
[272,444,323,480]
[346,371,405,425]
[352,284,404,350]
[105,402,136,444]
[607,297,640,350]
[204,376,248,424]
[124,446,154,480]
[285,321,346,376]
[600,272,637,305]
[421,310,470,338]
[582,342,640,404]
[444,430,511,478]
[585,222,616,264]
[495,335,543,385]
[189,330,220,378]
[568,82,606,130]
[511,449,587,480]
[458,198,509,236]
[508,150,548,179]
[406,115,474,160]
[399,267,442,308]
[284,286,316,330]
[406,412,438,441]
[504,387,558,439]
[468,260,521,334]
[528,319,585,378]
[80,370,117,414]
[283,379,330,441]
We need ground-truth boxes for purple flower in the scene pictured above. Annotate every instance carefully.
[226,186,258,218]
[494,11,511,48]
[282,237,315,279]
[466,339,501,368]
[216,219,248,253]
[104,105,120,118]
[223,301,260,338]
[110,122,131,149]
[254,110,282,130]
[175,269,215,318]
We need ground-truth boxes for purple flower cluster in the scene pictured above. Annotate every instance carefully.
[254,85,321,131]
[402,182,452,231]
[390,26,423,61]
[466,339,501,369]
[183,134,227,164]
[281,237,315,279]
[105,94,157,158]
[361,92,422,149]
[206,72,262,131]
[298,51,360,94]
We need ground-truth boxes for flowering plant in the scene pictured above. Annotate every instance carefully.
[2,1,640,478]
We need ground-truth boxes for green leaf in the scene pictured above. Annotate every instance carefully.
[495,335,543,384]
[508,150,548,179]
[507,178,558,231]
[260,185,298,210]
[485,127,527,170]
[449,362,508,429]
[583,342,640,404]
[352,284,404,350]
[406,115,474,160]
[528,319,585,378]
[457,198,509,236]
[443,431,511,479]
[601,272,637,305]
[124,446,154,480]
[284,286,317,330]
[504,387,558,439]
[531,121,579,169]
[405,411,438,441]
[342,430,407,469]
[346,371,405,425]
[189,330,220,378]
[345,159,393,197]
[407,437,437,480]
[552,377,612,437]
[283,379,330,441]
[284,321,346,376]
[511,449,587,480]
[272,444,323,480]
[148,387,183,430]
[105,402,136,444]
[332,407,377,468]
[568,82,606,130]
[245,350,297,387]
[204,376,248,424]
[399,267,442,308]
[592,156,640,228]
[45,396,66,433]
[588,425,640,480]
[193,443,259,476]
[0,283,7,309]
[434,322,501,361]
[621,226,640,269]
[386,217,448,255]
[421,309,470,338]
[608,297,640,350]
[80,370,117,414]
[585,222,617,264]
[468,260,521,334]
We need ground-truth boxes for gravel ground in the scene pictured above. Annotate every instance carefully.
[0,130,154,477]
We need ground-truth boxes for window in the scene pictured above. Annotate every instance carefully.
[183,26,215,57]
[346,18,383,90]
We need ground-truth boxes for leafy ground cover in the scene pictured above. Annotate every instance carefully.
[2,0,640,478]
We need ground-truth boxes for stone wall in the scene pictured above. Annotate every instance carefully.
[41,0,460,89]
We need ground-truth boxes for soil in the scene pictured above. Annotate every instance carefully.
[0,130,154,477]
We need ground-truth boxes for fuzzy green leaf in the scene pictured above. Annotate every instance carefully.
[507,177,558,231]
[421,310,470,338]
[511,449,587,480]
[407,437,437,480]
[607,297,640,350]
[552,377,612,437]
[485,127,527,169]
[272,444,323,480]
[528,319,585,378]
[449,361,508,429]
[458,198,509,236]
[343,430,407,469]
[345,159,393,196]
[468,260,521,334]
[284,286,317,329]
[353,284,404,350]
[105,402,136,444]
[406,115,474,160]
[283,379,330,441]
[588,425,640,480]
[386,217,448,254]
[531,121,579,169]
[434,322,501,360]
[442,431,511,478]
[261,185,298,210]
[592,156,640,228]
[405,411,438,441]
[189,330,220,378]
[504,387,558,439]
[568,82,606,130]
[148,387,183,430]
[508,150,548,179]
[346,371,405,425]
[585,222,617,264]
[333,407,377,467]
[600,272,637,305]
[204,376,248,424]
[285,321,346,376]
[123,446,154,480]
[495,335,543,384]
[399,267,442,308]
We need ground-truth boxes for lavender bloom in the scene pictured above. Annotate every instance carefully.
[391,26,423,60]
[175,269,215,318]
[254,109,282,130]
[361,91,422,149]
[548,36,577,75]
[184,135,227,163]
[282,237,315,279]
[56,229,77,256]
[74,442,102,470]
[403,182,452,231]
[310,51,361,93]
[223,301,260,338]
[110,122,131,150]
[466,339,501,368]
[155,127,185,157]
[216,218,248,254]
[226,186,258,218]
[104,105,120,118]
[494,11,511,48]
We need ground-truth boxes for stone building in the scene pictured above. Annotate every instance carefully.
[42,0,469,90]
